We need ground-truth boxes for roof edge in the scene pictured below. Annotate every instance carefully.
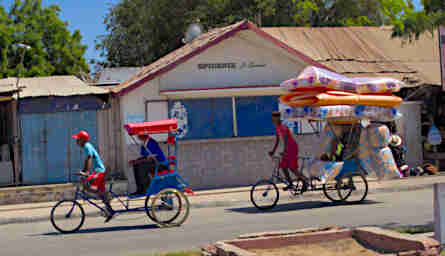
[112,20,250,97]
[113,20,329,97]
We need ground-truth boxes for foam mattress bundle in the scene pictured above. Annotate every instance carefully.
[279,66,405,121]
[303,123,402,183]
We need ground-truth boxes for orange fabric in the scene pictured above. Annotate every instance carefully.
[280,90,402,107]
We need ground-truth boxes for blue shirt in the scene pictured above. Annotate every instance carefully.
[140,138,167,165]
[83,142,106,173]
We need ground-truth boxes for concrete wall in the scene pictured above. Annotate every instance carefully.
[124,134,321,190]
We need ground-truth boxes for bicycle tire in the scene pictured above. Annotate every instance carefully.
[50,200,85,234]
[144,195,157,222]
[250,179,279,210]
[323,181,342,203]
[150,188,183,226]
[164,190,190,227]
[337,173,368,203]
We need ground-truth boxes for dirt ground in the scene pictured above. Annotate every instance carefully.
[249,238,378,256]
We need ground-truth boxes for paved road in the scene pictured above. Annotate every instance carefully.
[0,188,434,256]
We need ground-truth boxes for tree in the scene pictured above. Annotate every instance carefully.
[0,0,89,78]
[383,0,445,41]
[96,0,394,68]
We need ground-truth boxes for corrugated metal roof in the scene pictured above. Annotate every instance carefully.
[113,23,440,95]
[0,76,109,98]
[262,26,440,85]
[94,67,142,85]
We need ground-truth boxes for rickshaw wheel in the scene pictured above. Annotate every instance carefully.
[149,188,189,226]
[144,196,157,223]
[322,181,343,203]
[336,173,368,203]
[164,189,190,227]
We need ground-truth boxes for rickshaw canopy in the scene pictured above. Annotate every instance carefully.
[124,119,178,135]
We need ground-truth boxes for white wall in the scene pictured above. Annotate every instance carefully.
[160,31,305,91]
[119,78,167,193]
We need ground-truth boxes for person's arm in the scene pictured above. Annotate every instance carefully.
[82,145,93,174]
[83,156,92,173]
[269,133,280,156]
[283,131,289,153]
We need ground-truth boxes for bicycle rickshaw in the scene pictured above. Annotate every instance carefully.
[250,65,406,210]
[250,119,371,210]
[50,119,193,233]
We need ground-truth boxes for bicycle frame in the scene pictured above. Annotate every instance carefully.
[269,156,312,185]
[71,178,148,216]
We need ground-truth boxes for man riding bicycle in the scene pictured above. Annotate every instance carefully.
[73,131,114,222]
[269,112,310,193]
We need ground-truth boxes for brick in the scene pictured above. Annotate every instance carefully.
[215,242,255,256]
[228,229,353,251]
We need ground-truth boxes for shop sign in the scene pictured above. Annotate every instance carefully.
[197,61,266,71]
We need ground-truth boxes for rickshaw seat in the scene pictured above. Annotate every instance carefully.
[156,169,175,176]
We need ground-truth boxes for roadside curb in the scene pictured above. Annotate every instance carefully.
[0,181,436,226]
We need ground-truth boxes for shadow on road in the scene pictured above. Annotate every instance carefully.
[36,224,160,236]
[226,200,381,214]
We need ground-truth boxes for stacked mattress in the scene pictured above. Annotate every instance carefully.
[279,66,404,121]
[278,66,405,181]
[304,123,402,182]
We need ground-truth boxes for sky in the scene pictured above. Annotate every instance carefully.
[1,0,424,70]
[2,0,120,67]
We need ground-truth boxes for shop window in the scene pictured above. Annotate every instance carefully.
[168,98,233,140]
[235,96,278,137]
[235,96,321,137]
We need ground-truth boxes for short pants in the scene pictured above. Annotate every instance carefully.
[86,171,106,192]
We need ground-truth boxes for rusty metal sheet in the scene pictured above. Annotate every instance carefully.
[0,76,108,98]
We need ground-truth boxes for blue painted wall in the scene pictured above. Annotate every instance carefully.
[168,98,233,140]
[167,96,312,140]
[235,96,279,137]
[21,110,98,185]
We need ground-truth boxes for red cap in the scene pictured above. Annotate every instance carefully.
[72,131,90,141]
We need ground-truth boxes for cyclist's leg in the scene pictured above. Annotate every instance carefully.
[281,168,295,189]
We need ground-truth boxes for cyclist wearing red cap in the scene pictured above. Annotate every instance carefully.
[72,131,114,222]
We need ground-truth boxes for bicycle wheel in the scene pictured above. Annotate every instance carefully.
[164,190,190,226]
[323,180,342,203]
[150,188,183,226]
[50,200,85,234]
[337,173,368,203]
[144,195,157,223]
[250,179,279,210]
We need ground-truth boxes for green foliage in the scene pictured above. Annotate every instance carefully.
[387,0,445,41]
[0,0,89,78]
[97,0,402,68]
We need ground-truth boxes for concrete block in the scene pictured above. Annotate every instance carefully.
[434,183,445,244]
